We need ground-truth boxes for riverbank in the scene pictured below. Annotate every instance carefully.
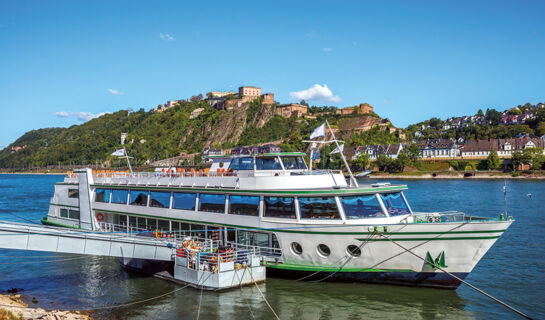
[0,294,92,320]
[367,171,545,179]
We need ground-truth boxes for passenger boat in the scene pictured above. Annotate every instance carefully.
[42,150,512,289]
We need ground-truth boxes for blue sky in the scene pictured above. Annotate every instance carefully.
[1,0,544,147]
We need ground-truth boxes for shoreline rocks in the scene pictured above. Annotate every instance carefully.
[0,294,92,320]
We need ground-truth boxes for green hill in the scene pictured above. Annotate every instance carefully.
[0,99,397,169]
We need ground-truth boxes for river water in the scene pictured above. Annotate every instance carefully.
[0,174,543,319]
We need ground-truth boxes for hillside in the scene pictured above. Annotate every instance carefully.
[0,99,398,169]
[406,102,545,141]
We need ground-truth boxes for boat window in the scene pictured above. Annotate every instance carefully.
[281,156,307,170]
[237,231,269,247]
[137,217,146,230]
[111,189,129,204]
[347,245,361,257]
[340,195,386,219]
[147,218,158,229]
[317,244,331,257]
[95,189,110,203]
[380,193,411,216]
[68,189,79,198]
[291,242,303,255]
[263,197,296,219]
[172,193,196,211]
[129,216,137,230]
[158,219,170,231]
[256,157,283,170]
[192,224,206,238]
[229,195,260,216]
[150,192,171,208]
[298,197,340,219]
[229,157,254,170]
[129,190,148,206]
[60,208,69,218]
[68,209,80,220]
[199,193,226,213]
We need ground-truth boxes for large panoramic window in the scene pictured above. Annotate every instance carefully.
[229,157,254,171]
[68,209,80,220]
[172,193,196,211]
[380,193,411,216]
[340,195,386,219]
[150,192,171,208]
[199,193,226,213]
[298,197,340,219]
[229,195,260,216]
[281,156,307,170]
[129,190,148,206]
[111,189,129,204]
[263,197,296,219]
[256,157,282,170]
[95,189,110,203]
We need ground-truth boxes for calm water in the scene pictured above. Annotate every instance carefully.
[0,174,543,319]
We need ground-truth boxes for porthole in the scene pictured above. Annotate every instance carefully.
[347,245,361,257]
[317,244,331,257]
[291,242,303,255]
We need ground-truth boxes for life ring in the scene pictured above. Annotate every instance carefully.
[96,213,104,221]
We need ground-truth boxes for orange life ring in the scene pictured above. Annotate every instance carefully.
[96,213,104,221]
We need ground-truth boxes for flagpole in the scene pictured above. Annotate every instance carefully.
[325,120,358,188]
[123,147,133,174]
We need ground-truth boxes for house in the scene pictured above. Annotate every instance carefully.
[207,86,274,110]
[258,144,281,153]
[231,146,259,155]
[416,139,459,158]
[461,137,545,158]
[352,143,404,160]
[275,103,308,118]
[239,86,261,97]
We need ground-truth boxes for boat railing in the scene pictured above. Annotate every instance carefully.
[412,211,466,223]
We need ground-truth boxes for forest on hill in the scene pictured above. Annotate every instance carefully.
[0,99,398,169]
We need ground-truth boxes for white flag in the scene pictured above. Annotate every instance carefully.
[111,149,126,156]
[330,144,344,155]
[310,122,326,139]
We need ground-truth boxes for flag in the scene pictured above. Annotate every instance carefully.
[310,122,326,139]
[330,144,344,155]
[111,149,126,157]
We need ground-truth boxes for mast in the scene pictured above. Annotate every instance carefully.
[325,120,359,188]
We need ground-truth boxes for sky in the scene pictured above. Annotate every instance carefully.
[1,0,544,147]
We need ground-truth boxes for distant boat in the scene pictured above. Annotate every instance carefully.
[355,170,372,178]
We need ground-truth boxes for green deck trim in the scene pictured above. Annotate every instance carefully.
[265,263,414,273]
[55,182,78,186]
[356,235,501,241]
[89,184,408,196]
[89,208,507,237]
[263,152,307,156]
[41,217,80,229]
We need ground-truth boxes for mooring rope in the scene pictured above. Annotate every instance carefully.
[246,266,280,320]
[378,233,533,320]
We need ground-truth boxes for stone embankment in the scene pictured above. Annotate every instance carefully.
[0,294,91,320]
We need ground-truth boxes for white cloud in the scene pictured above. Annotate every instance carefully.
[160,33,174,41]
[107,88,124,95]
[55,111,109,122]
[290,84,341,103]
[305,31,318,38]
[322,47,332,52]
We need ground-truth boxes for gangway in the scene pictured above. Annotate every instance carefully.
[0,221,175,261]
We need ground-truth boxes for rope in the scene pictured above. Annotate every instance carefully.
[246,266,280,320]
[378,233,534,320]
[83,284,190,311]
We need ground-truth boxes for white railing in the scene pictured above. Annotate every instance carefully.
[412,211,466,223]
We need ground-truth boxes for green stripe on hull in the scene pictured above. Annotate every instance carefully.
[41,218,80,229]
[82,208,507,238]
[265,263,414,273]
[356,235,501,241]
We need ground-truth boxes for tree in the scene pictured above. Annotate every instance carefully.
[485,108,501,125]
[403,143,421,163]
[375,154,392,172]
[352,152,370,171]
[487,149,501,170]
[523,147,545,170]
[190,94,203,102]
[536,122,545,137]
[511,151,531,171]
[429,117,443,130]
[477,109,484,117]
[299,100,309,107]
